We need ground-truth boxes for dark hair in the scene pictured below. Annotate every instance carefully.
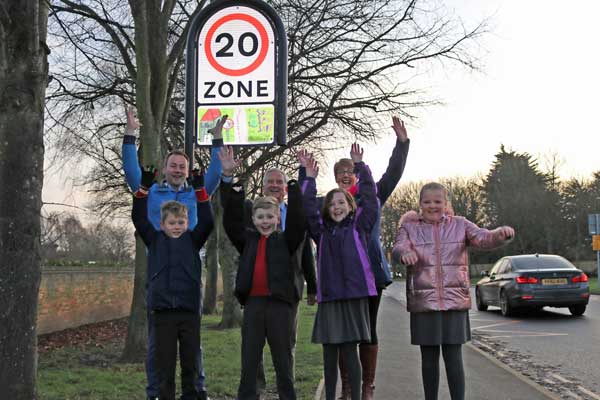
[164,150,190,167]
[322,188,356,220]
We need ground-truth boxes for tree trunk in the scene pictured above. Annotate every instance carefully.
[214,189,242,328]
[119,235,148,362]
[120,2,180,361]
[203,207,219,314]
[0,1,49,398]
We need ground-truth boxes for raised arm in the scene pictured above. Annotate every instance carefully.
[122,106,143,191]
[218,146,245,253]
[376,116,410,205]
[283,179,307,253]
[204,115,228,195]
[131,167,158,246]
[301,157,322,243]
[190,171,215,248]
[296,149,310,186]
[351,144,377,233]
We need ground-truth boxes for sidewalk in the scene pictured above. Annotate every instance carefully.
[318,282,559,400]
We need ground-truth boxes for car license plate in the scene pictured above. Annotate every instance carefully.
[542,278,567,285]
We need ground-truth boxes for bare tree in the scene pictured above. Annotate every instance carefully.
[0,0,49,398]
[45,0,488,355]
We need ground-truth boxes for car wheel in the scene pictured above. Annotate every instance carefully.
[569,305,586,316]
[475,288,488,311]
[500,291,513,317]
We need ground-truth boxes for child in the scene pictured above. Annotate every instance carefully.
[392,182,514,400]
[132,168,214,400]
[218,147,306,400]
[301,144,378,400]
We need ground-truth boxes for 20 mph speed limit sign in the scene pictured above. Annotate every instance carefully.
[185,0,287,149]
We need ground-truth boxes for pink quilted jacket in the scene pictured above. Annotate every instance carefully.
[392,212,505,313]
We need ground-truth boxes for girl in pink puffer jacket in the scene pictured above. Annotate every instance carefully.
[392,182,514,400]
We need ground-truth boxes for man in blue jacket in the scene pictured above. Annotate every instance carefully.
[123,107,224,400]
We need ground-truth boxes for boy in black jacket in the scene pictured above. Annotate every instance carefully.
[219,149,306,400]
[132,168,214,400]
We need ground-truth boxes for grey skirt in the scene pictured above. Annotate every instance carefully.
[410,310,471,346]
[312,298,371,344]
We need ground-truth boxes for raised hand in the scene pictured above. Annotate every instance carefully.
[305,156,319,178]
[125,106,141,136]
[350,143,364,163]
[391,116,408,142]
[190,168,205,190]
[140,165,157,190]
[296,149,311,167]
[494,226,515,241]
[208,114,229,140]
[218,146,241,177]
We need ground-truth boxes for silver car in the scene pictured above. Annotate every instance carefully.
[475,254,590,316]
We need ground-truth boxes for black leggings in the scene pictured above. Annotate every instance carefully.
[366,289,383,344]
[420,344,465,400]
[324,343,361,400]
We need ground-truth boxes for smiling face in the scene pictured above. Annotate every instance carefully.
[334,159,356,191]
[327,192,352,222]
[252,205,280,236]
[163,153,189,188]
[263,170,287,203]
[419,188,447,223]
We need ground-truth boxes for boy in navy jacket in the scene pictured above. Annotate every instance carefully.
[132,168,214,400]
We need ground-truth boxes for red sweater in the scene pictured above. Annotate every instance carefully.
[249,235,270,296]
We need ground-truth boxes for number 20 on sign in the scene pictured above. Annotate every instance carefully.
[185,0,288,147]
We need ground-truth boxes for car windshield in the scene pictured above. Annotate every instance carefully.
[512,256,575,270]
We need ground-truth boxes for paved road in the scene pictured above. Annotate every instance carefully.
[469,286,600,399]
[388,281,600,400]
[320,282,557,400]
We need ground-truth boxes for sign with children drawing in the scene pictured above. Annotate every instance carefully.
[185,0,288,146]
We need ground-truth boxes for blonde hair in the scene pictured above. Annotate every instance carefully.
[322,188,356,220]
[160,201,188,222]
[419,182,449,202]
[252,196,280,215]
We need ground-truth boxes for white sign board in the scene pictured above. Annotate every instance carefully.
[185,1,287,147]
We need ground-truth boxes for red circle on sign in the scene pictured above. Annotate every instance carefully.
[204,13,269,77]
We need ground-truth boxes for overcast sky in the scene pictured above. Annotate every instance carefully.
[43,0,600,212]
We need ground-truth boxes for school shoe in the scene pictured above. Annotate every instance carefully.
[147,397,158,400]
[359,344,378,400]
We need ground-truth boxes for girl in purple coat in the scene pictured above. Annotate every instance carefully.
[393,182,514,400]
[301,144,378,400]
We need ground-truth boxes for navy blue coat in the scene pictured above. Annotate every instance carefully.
[132,195,214,312]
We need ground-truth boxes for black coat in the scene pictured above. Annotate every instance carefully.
[221,179,309,305]
[132,195,214,312]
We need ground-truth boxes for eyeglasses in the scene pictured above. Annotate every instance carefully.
[336,170,354,176]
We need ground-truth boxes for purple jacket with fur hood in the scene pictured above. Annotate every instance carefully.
[302,161,378,303]
[392,211,506,313]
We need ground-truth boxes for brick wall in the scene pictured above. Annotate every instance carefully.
[37,266,134,335]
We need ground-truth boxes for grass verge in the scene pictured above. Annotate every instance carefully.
[38,301,322,400]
